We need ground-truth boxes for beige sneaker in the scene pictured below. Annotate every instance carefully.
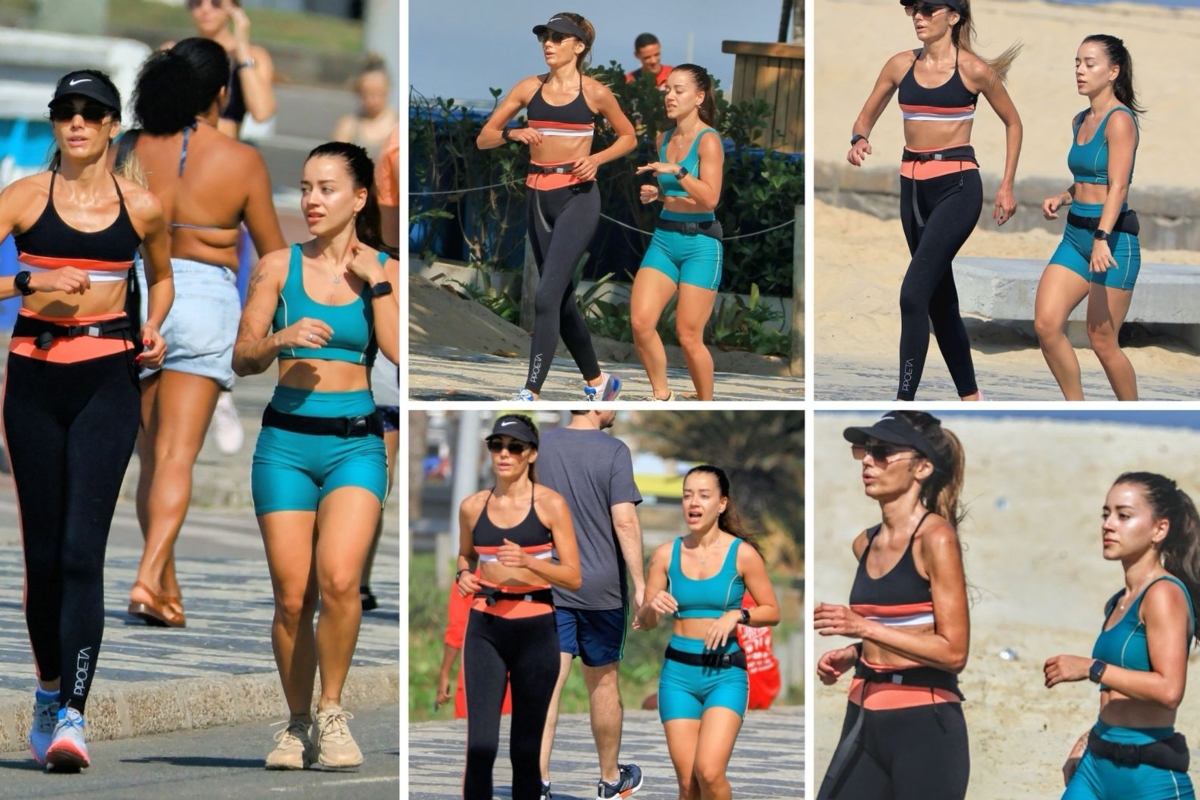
[265,718,313,770]
[313,705,362,769]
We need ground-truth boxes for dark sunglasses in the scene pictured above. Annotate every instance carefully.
[188,0,226,9]
[536,31,574,45]
[487,439,530,455]
[49,103,110,123]
[905,2,949,16]
[851,443,917,462]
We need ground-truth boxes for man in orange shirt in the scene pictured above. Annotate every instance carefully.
[624,33,673,88]
[375,123,399,250]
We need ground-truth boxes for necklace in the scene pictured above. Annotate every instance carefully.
[1118,571,1163,611]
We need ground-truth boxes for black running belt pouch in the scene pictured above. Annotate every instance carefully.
[474,586,554,606]
[1087,730,1189,773]
[261,405,384,438]
[664,645,747,669]
[853,661,965,700]
[655,218,723,240]
[1066,209,1140,236]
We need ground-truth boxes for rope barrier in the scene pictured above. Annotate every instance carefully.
[409,178,523,197]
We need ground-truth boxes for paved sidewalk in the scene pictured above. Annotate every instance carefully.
[408,345,804,402]
[408,706,805,800]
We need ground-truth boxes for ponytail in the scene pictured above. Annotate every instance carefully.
[951,0,1021,84]
[305,141,396,258]
[890,411,966,528]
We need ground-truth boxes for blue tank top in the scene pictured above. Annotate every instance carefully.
[667,536,744,619]
[1092,575,1194,689]
[1067,106,1138,185]
[273,243,384,366]
[657,126,719,197]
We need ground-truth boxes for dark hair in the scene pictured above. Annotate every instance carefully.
[1082,34,1144,116]
[493,413,539,483]
[670,64,718,128]
[1113,472,1200,642]
[684,465,760,554]
[48,69,120,170]
[134,38,230,134]
[356,53,390,87]
[305,141,396,257]
[634,32,660,50]
[555,12,594,71]
[949,0,1020,84]
[889,411,966,528]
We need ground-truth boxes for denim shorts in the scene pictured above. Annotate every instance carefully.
[137,258,241,389]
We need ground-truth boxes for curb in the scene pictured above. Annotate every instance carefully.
[0,663,399,755]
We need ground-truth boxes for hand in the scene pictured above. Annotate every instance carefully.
[436,672,453,709]
[1089,239,1116,274]
[504,127,543,147]
[137,323,167,369]
[817,645,859,686]
[704,611,741,651]
[29,266,90,295]
[647,589,679,617]
[1044,654,1092,688]
[639,184,660,205]
[632,585,645,621]
[347,244,386,284]
[993,185,1016,226]
[495,538,530,569]
[456,569,481,597]
[847,139,872,167]
[1063,732,1088,786]
[1043,195,1064,220]
[225,0,252,51]
[636,161,679,177]
[277,317,334,349]
[814,602,869,638]
[571,154,601,182]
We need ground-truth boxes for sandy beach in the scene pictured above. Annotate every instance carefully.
[813,414,1200,799]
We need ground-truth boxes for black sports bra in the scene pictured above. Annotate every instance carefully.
[848,514,935,627]
[897,49,978,123]
[526,74,595,138]
[472,486,555,564]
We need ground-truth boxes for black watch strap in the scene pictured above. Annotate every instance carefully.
[739,607,751,625]
[850,134,868,146]
[14,270,33,296]
[502,127,514,142]
[369,280,393,298]
[1093,229,1110,242]
[1088,659,1107,684]
[674,166,689,180]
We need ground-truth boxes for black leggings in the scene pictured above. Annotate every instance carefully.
[462,607,560,800]
[524,181,602,393]
[819,701,970,800]
[897,169,982,400]
[2,349,140,713]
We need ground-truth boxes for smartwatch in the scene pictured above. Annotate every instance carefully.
[1093,229,1110,242]
[14,270,34,296]
[455,568,470,582]
[1088,659,1107,684]
[739,607,751,625]
[501,127,514,142]
[850,134,868,146]
[369,281,394,298]
[674,166,689,180]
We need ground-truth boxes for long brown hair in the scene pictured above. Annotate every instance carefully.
[685,465,760,554]
[890,411,966,528]
[555,12,594,72]
[950,0,1021,84]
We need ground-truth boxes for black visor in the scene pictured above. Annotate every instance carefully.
[843,412,948,471]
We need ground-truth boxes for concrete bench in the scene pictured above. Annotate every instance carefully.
[954,257,1200,348]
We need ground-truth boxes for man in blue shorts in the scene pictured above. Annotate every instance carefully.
[538,410,645,800]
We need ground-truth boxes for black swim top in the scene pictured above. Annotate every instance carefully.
[221,63,247,125]
[526,74,595,139]
[13,168,142,282]
[472,486,555,564]
[897,49,978,123]
[848,515,935,628]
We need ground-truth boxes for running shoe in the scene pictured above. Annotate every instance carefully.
[597,763,643,799]
[265,717,313,770]
[647,389,675,402]
[313,705,362,769]
[28,689,59,764]
[541,782,553,800]
[360,585,379,612]
[211,391,244,455]
[511,389,536,402]
[45,707,88,771]
[584,372,622,402]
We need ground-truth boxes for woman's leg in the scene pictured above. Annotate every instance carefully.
[675,284,719,401]
[886,704,969,800]
[663,719,702,800]
[259,510,319,719]
[630,268,679,399]
[463,612,509,800]
[817,701,891,800]
[1086,284,1137,400]
[691,707,743,800]
[1034,265,1091,400]
[504,613,561,800]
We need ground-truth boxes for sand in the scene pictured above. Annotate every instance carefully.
[813,415,1200,799]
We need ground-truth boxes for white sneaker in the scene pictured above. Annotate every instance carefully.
[45,707,89,771]
[28,689,59,764]
[265,718,313,770]
[211,392,244,455]
[313,705,362,768]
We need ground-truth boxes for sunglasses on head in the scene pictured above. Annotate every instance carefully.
[537,31,574,45]
[49,103,110,124]
[851,443,917,462]
[905,2,949,16]
[487,439,530,455]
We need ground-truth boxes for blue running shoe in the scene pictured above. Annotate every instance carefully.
[46,707,89,771]
[511,388,536,401]
[584,372,622,402]
[597,763,643,798]
[28,689,59,764]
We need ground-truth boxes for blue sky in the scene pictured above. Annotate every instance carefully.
[409,0,787,105]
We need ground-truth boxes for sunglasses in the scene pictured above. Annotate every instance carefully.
[536,31,575,45]
[487,439,530,455]
[49,103,111,124]
[851,443,918,462]
[905,2,949,16]
[188,0,230,8]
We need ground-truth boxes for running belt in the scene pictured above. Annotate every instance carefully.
[897,49,978,123]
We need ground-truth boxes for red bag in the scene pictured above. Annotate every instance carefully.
[736,596,781,709]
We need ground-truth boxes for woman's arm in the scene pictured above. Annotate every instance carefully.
[497,489,581,590]
[477,79,539,150]
[847,54,906,165]
[347,248,400,364]
[227,3,276,123]
[570,81,637,182]
[739,542,780,627]
[124,185,173,367]
[1087,111,1137,274]
[241,150,287,256]
[456,494,484,596]
[635,541,673,631]
[968,56,1023,225]
[232,250,309,375]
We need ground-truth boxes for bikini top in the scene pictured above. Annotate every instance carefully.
[472,485,556,564]
[848,516,935,627]
[1068,106,1138,185]
[897,49,978,123]
[1092,575,1194,689]
[13,168,142,283]
[657,126,719,197]
[221,64,247,124]
[667,536,744,619]
[273,243,382,366]
[526,74,595,139]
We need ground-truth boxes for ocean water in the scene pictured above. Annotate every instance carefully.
[936,410,1200,431]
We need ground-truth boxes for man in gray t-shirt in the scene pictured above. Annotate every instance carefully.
[538,410,645,800]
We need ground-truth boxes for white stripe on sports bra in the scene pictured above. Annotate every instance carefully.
[23,264,127,283]
[477,549,556,562]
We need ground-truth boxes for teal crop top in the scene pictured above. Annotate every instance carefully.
[667,536,744,619]
[657,126,719,197]
[1067,106,1138,185]
[1092,575,1194,690]
[273,243,384,366]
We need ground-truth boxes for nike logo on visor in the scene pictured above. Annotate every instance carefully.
[69,78,91,86]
